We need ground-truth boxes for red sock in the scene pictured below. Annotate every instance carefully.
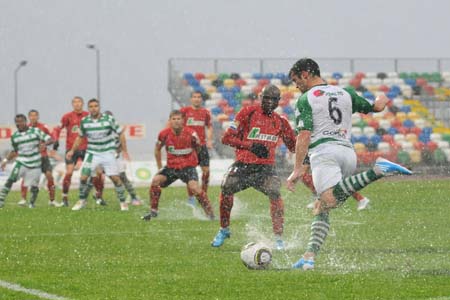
[270,198,284,236]
[47,176,55,201]
[196,190,214,218]
[301,173,316,193]
[186,185,194,197]
[150,185,162,211]
[62,174,72,199]
[21,180,27,199]
[219,193,234,228]
[201,171,210,193]
[93,174,104,198]
[352,192,364,201]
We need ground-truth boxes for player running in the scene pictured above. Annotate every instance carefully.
[180,91,213,206]
[286,58,412,270]
[18,109,58,206]
[0,114,53,208]
[142,110,214,221]
[67,99,129,211]
[211,84,296,250]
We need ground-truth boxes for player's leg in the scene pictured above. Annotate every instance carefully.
[19,179,28,206]
[211,162,249,247]
[142,170,171,220]
[71,153,94,211]
[92,170,106,205]
[0,162,22,208]
[183,168,214,219]
[25,167,41,208]
[119,172,141,205]
[199,145,210,193]
[62,149,77,206]
[41,156,57,206]
[294,148,412,270]
[253,167,285,250]
[99,152,128,211]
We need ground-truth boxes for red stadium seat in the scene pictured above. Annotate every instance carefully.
[195,73,205,81]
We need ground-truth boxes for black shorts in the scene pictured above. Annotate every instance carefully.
[158,166,199,187]
[65,149,86,165]
[221,161,281,198]
[197,145,210,167]
[41,156,53,173]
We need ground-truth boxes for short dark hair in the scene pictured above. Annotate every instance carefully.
[191,91,203,98]
[88,98,99,105]
[15,114,27,121]
[169,110,182,118]
[28,109,39,115]
[289,58,321,77]
[104,110,113,116]
[73,96,84,102]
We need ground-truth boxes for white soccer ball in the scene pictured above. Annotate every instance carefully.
[240,242,272,270]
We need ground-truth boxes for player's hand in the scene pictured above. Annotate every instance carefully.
[66,150,74,161]
[53,141,59,151]
[250,143,269,158]
[0,161,6,171]
[207,140,213,149]
[286,168,302,192]
[122,151,130,161]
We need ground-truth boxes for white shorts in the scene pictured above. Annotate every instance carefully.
[81,152,119,177]
[9,162,41,187]
[309,143,357,195]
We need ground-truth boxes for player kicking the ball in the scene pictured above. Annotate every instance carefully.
[142,110,214,221]
[67,99,129,211]
[211,84,296,250]
[286,58,412,270]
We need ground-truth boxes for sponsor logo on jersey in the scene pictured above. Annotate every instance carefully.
[313,90,325,97]
[187,118,205,126]
[168,146,193,155]
[72,125,79,133]
[322,128,348,138]
[247,128,278,142]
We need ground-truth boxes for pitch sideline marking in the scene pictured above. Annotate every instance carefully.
[0,279,70,300]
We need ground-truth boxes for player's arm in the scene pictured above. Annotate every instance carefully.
[154,141,163,170]
[66,124,84,160]
[191,131,201,152]
[344,87,389,114]
[205,111,213,149]
[1,151,18,171]
[52,115,68,150]
[221,109,253,150]
[280,117,297,153]
[118,130,130,160]
[287,95,313,191]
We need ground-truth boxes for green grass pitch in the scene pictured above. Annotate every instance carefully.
[1,179,450,299]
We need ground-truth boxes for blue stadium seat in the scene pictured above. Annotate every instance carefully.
[184,73,195,80]
[400,106,411,113]
[422,127,433,135]
[403,119,415,128]
[283,106,294,115]
[230,86,241,93]
[253,73,263,80]
[404,78,416,86]
[217,86,228,93]
[387,127,398,135]
[386,91,397,99]
[211,107,223,116]
[363,91,375,101]
[357,135,369,145]
[332,72,343,79]
[228,113,235,120]
[419,133,430,143]
[370,134,382,146]
[274,73,286,80]
[193,86,205,94]
[389,85,401,95]
[264,73,274,79]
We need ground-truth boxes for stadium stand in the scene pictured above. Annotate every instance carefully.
[170,63,450,172]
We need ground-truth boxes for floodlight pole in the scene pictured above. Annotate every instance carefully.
[14,60,28,116]
[86,44,101,101]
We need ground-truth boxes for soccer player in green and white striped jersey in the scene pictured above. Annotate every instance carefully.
[286,58,412,270]
[66,99,129,211]
[0,114,53,208]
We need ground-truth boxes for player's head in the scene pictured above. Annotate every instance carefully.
[72,96,84,111]
[169,110,183,130]
[88,98,100,117]
[190,91,203,108]
[289,58,321,93]
[14,114,27,131]
[260,84,281,115]
[104,110,113,116]
[28,109,39,124]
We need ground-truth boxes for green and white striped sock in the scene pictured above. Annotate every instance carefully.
[79,181,89,200]
[333,169,381,203]
[115,185,126,203]
[306,212,330,255]
[0,186,11,202]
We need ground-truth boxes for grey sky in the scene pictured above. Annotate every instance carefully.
[1,0,450,158]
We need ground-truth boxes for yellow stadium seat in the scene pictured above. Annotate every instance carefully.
[406,111,419,120]
[223,79,235,88]
[405,133,418,143]
[205,73,218,81]
[206,86,217,94]
[409,150,422,163]
[354,143,366,153]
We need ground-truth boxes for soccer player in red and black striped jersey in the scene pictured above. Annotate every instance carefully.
[142,110,214,221]
[211,84,296,250]
[180,91,213,205]
[19,109,57,206]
